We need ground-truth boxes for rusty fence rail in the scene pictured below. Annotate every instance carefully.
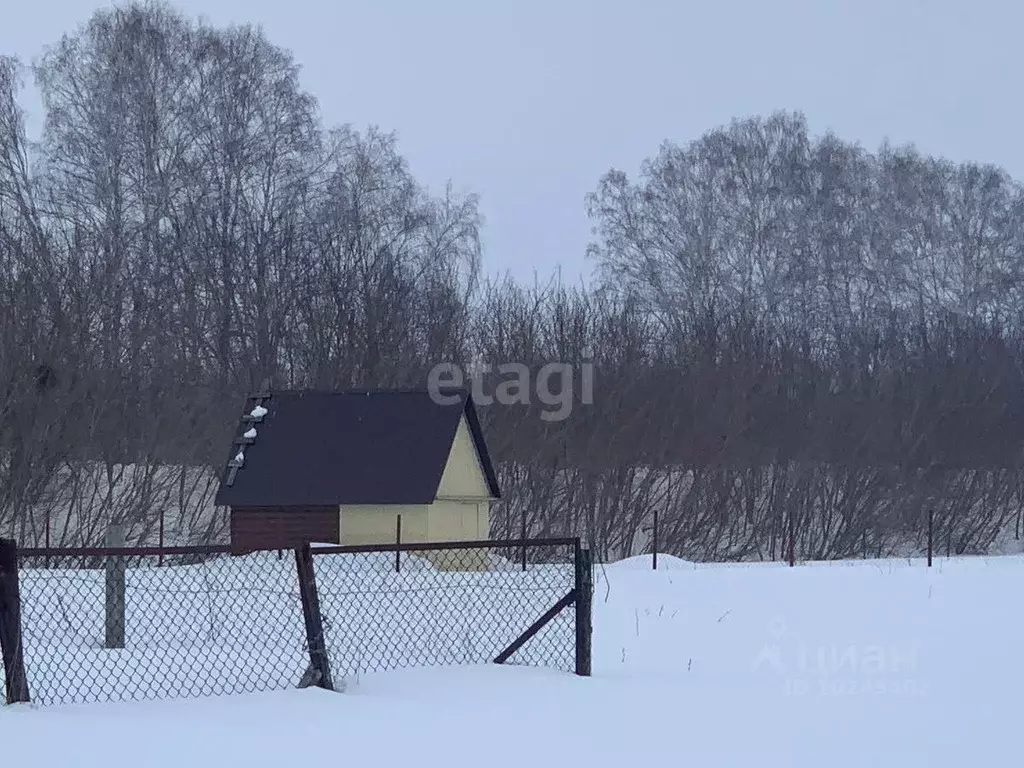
[0,536,592,707]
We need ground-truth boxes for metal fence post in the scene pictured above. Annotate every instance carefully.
[520,509,528,571]
[158,509,165,567]
[652,508,659,571]
[787,507,796,567]
[105,524,126,649]
[0,538,30,703]
[395,515,402,573]
[294,543,333,690]
[574,542,593,677]
[927,509,934,567]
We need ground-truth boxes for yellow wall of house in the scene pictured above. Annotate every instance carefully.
[340,504,428,546]
[426,499,489,541]
[436,415,491,498]
[340,501,489,570]
[478,500,490,539]
[425,499,491,571]
[339,498,491,548]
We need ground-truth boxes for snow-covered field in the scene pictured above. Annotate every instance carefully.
[2,551,1020,767]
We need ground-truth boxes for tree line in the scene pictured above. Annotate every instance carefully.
[2,2,1022,561]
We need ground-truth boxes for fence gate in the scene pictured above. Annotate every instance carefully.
[309,536,593,683]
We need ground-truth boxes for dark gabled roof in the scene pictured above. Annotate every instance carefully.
[213,388,500,508]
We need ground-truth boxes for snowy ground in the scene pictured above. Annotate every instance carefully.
[2,552,1020,766]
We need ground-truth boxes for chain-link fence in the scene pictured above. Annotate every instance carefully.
[14,545,308,706]
[311,539,580,686]
[1,537,591,707]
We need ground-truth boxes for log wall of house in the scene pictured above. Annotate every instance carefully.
[230,506,340,553]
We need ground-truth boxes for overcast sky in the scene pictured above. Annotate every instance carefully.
[2,0,1021,284]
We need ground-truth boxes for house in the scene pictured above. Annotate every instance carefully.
[213,388,501,557]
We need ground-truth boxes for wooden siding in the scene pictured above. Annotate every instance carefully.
[427,499,486,541]
[230,506,340,553]
[436,415,493,499]
[340,504,428,546]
